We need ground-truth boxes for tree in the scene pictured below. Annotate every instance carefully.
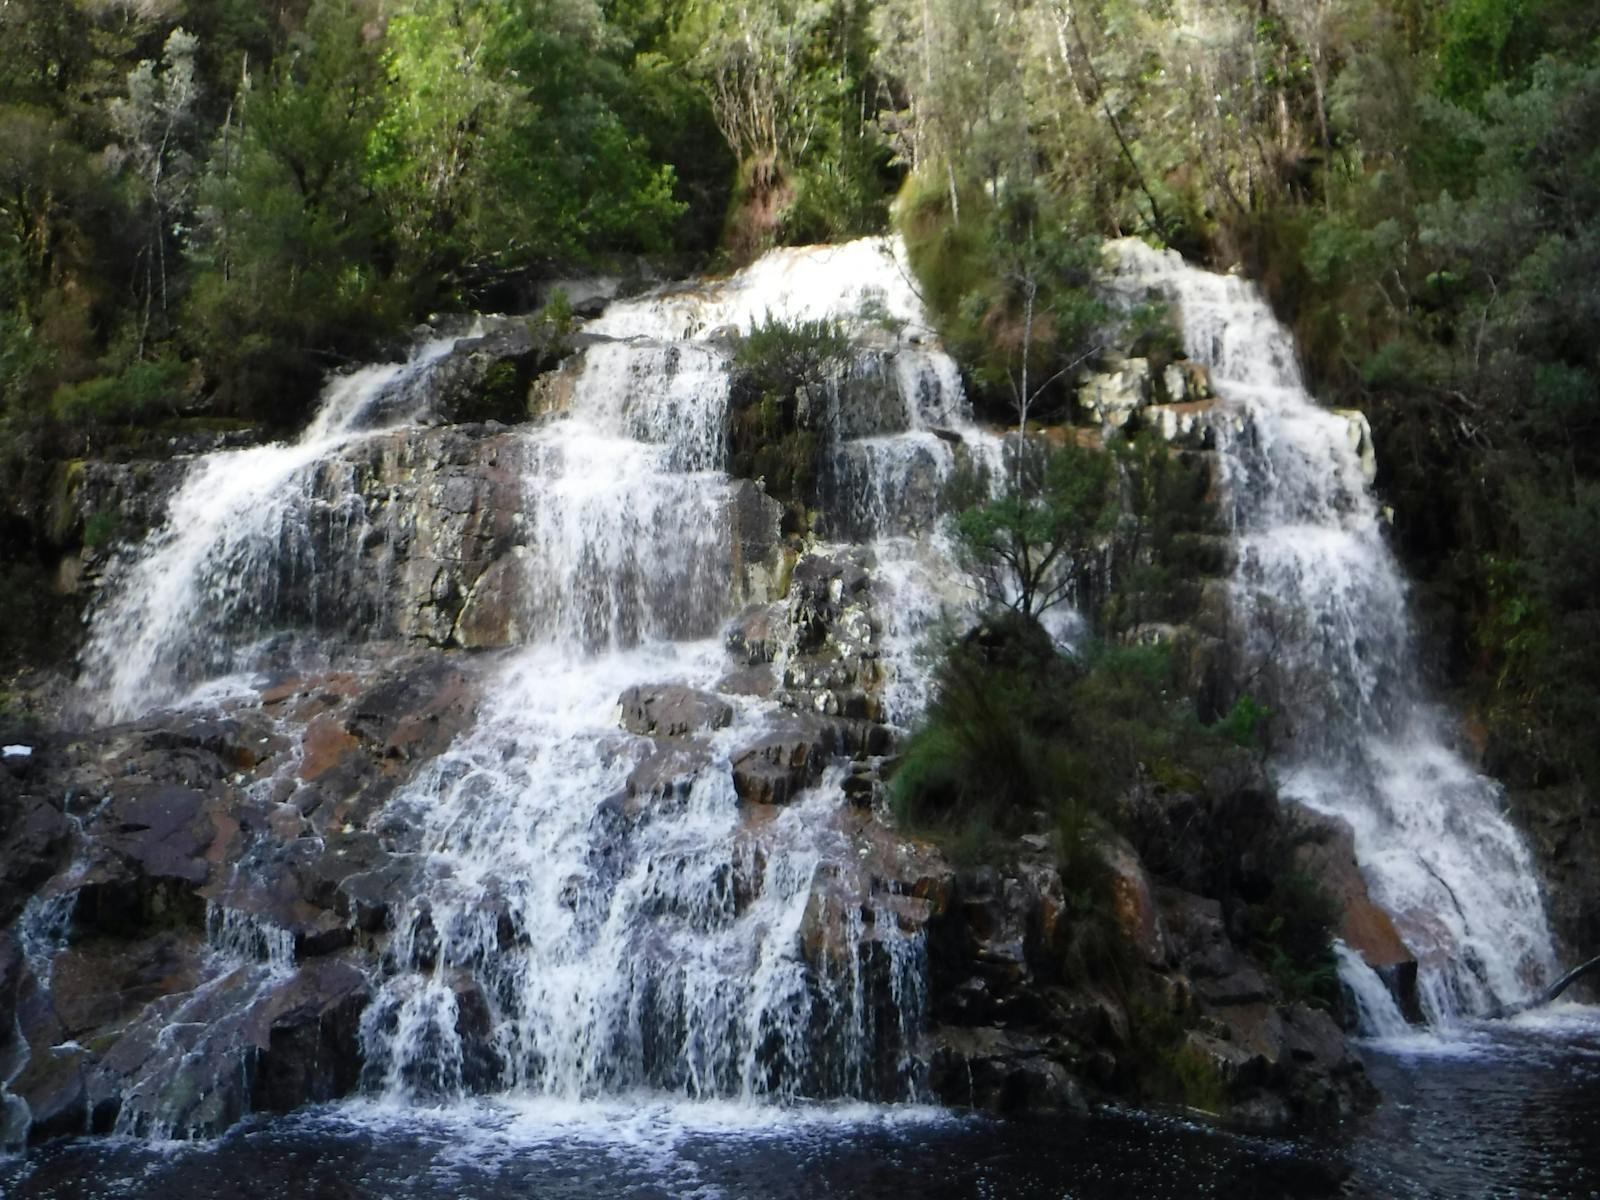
[109,26,202,356]
[372,0,683,296]
[679,0,892,247]
[185,0,395,420]
[952,439,1116,619]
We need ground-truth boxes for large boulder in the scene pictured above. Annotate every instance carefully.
[618,685,733,739]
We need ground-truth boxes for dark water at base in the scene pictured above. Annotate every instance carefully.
[6,1008,1598,1200]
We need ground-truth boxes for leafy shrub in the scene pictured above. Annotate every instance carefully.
[897,169,1108,424]
[733,313,851,402]
[1242,869,1341,1008]
[50,358,187,427]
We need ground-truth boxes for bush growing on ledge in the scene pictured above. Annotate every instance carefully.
[732,313,851,402]
[890,617,1251,865]
[727,314,852,525]
[1244,868,1341,1008]
[49,357,188,428]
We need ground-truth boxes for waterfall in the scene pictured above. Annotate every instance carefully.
[61,238,998,1120]
[1109,241,1557,1027]
[355,239,988,1105]
[78,333,469,722]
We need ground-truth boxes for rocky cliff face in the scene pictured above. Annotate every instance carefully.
[0,553,1373,1145]
[0,247,1388,1150]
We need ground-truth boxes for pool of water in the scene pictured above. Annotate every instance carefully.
[5,1008,1597,1200]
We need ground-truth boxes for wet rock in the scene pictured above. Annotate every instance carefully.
[626,742,714,818]
[1078,355,1151,429]
[70,787,215,938]
[297,713,361,784]
[207,864,354,960]
[95,785,214,883]
[1101,838,1169,967]
[346,658,478,766]
[729,715,851,805]
[454,549,529,647]
[15,1043,106,1142]
[725,603,784,665]
[716,664,776,698]
[618,685,732,739]
[928,1027,1089,1115]
[76,954,372,1139]
[1159,891,1237,980]
[728,480,786,603]
[1290,806,1413,969]
[789,552,871,652]
[249,960,372,1114]
[48,933,202,1037]
[0,792,71,927]
[141,716,280,773]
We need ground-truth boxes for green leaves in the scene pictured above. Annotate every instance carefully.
[951,440,1117,619]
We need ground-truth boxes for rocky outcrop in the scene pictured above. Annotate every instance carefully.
[920,824,1373,1128]
[619,685,733,738]
[1077,353,1227,447]
[0,652,490,1144]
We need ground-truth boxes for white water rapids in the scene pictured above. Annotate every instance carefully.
[1110,241,1558,1026]
[357,241,1003,1104]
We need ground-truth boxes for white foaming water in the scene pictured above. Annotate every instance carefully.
[357,241,980,1109]
[56,240,1009,1125]
[1333,941,1412,1039]
[568,341,731,472]
[586,238,936,342]
[578,237,1007,726]
[79,334,467,723]
[360,648,924,1103]
[1109,240,1557,1027]
[204,902,297,974]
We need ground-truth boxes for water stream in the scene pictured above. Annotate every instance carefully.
[354,240,994,1105]
[67,238,1000,1119]
[78,333,470,722]
[1108,240,1557,1025]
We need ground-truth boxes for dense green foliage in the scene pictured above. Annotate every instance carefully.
[878,0,1600,804]
[0,0,733,435]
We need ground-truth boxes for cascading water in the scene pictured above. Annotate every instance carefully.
[356,239,990,1107]
[56,238,999,1126]
[1108,241,1557,1027]
[77,332,469,723]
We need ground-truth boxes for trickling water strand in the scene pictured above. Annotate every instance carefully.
[1333,941,1413,1039]
[1109,239,1557,1025]
[205,903,297,974]
[79,334,468,723]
